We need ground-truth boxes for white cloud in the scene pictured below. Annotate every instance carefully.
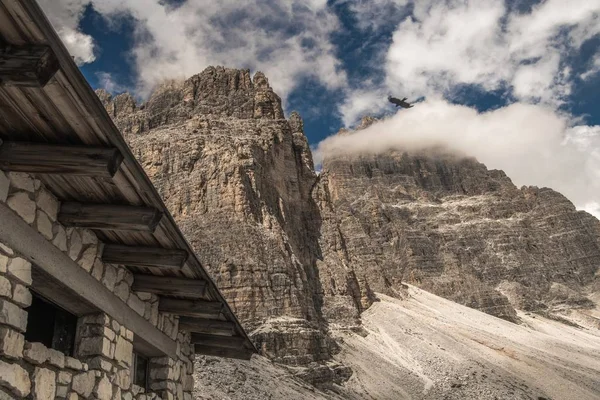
[40,0,346,99]
[340,0,600,124]
[38,0,96,65]
[316,99,600,218]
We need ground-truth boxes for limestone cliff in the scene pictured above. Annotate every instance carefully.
[97,68,600,383]
[97,67,346,384]
[316,121,600,324]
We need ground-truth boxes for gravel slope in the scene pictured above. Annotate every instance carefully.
[333,287,600,400]
[194,285,600,400]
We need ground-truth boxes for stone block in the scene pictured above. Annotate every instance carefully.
[77,336,112,358]
[122,391,133,400]
[136,291,152,301]
[92,259,104,281]
[7,192,36,223]
[0,326,24,359]
[68,231,83,261]
[56,384,69,398]
[93,375,112,400]
[149,366,172,381]
[0,275,10,299]
[0,359,30,397]
[127,294,145,316]
[78,246,97,273]
[0,298,28,332]
[32,367,56,400]
[183,375,194,392]
[81,229,98,246]
[102,264,117,291]
[7,256,32,286]
[0,172,9,203]
[36,210,54,240]
[7,172,34,192]
[66,392,79,400]
[36,189,59,221]
[48,348,66,368]
[11,283,32,307]
[116,368,131,390]
[87,356,113,372]
[0,243,13,256]
[57,371,72,385]
[24,341,50,364]
[65,356,83,371]
[53,226,68,251]
[114,336,133,367]
[114,281,130,302]
[0,255,7,273]
[71,371,96,397]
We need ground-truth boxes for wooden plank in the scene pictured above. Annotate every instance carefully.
[31,267,96,316]
[0,201,177,358]
[0,141,123,177]
[194,345,253,360]
[102,244,188,269]
[58,203,163,232]
[191,333,246,349]
[179,317,235,335]
[132,275,206,298]
[158,298,222,318]
[0,42,58,87]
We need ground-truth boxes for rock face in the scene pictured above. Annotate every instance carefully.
[98,68,600,386]
[98,67,337,375]
[315,128,600,323]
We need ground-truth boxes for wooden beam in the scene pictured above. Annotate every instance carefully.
[102,244,188,269]
[191,333,246,349]
[58,203,163,232]
[0,42,59,87]
[132,275,206,298]
[179,317,235,335]
[0,141,123,177]
[194,345,253,360]
[158,298,222,318]
[0,201,177,358]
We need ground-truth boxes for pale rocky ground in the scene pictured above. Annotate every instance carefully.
[194,286,600,399]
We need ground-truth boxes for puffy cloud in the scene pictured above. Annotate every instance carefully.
[340,0,600,124]
[40,0,346,99]
[38,0,96,65]
[316,99,600,218]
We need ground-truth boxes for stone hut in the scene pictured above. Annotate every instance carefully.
[0,1,255,399]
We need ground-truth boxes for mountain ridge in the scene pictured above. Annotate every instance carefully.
[97,66,600,396]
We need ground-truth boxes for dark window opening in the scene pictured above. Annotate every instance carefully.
[133,352,149,389]
[25,292,78,356]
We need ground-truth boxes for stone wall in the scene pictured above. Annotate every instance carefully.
[0,171,195,400]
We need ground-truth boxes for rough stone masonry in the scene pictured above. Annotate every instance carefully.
[0,170,194,400]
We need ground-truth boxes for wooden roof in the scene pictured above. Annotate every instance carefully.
[0,0,254,358]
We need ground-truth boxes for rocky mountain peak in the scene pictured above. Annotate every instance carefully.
[96,66,284,136]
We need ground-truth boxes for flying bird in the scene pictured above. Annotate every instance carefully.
[388,96,414,109]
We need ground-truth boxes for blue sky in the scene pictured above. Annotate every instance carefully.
[64,0,600,144]
[40,0,600,216]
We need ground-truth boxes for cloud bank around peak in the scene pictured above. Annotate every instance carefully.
[315,99,600,218]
